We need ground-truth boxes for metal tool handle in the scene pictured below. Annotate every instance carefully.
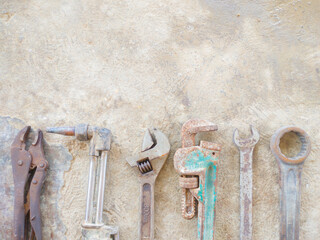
[83,152,108,227]
[30,167,47,240]
[139,178,155,240]
[11,149,32,240]
[270,126,311,240]
[279,164,303,240]
[239,148,253,240]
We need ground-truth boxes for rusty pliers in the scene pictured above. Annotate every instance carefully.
[11,126,48,240]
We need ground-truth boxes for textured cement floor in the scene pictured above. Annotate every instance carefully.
[1,0,320,239]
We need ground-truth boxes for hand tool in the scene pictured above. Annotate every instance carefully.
[233,126,260,240]
[46,124,119,240]
[174,119,221,240]
[270,126,311,240]
[11,126,48,240]
[126,128,170,240]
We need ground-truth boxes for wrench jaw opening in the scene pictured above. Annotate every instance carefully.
[126,128,170,240]
[270,126,311,165]
[270,126,311,240]
[233,125,259,240]
[233,125,260,149]
[174,119,221,240]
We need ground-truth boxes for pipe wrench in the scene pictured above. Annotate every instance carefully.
[270,126,311,240]
[174,119,221,240]
[126,128,170,240]
[11,126,48,240]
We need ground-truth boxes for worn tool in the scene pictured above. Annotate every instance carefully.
[11,126,48,240]
[174,119,221,240]
[270,126,311,240]
[46,124,119,240]
[233,126,259,240]
[126,128,170,240]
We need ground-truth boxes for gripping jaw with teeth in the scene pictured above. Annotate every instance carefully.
[174,119,221,240]
[11,126,48,240]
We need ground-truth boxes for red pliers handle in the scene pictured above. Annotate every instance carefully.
[11,126,48,240]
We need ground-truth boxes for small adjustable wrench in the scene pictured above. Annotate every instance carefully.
[270,126,311,240]
[174,119,221,240]
[126,128,170,240]
[233,126,260,240]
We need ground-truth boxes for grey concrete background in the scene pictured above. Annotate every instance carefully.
[0,0,319,239]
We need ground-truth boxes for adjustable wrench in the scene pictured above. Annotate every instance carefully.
[270,126,311,240]
[233,126,260,240]
[174,119,221,240]
[47,124,119,240]
[126,128,170,240]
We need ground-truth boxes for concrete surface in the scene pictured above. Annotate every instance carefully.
[0,0,319,239]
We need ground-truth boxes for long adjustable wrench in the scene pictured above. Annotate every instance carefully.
[126,128,170,240]
[270,126,311,240]
[233,126,260,240]
[46,124,119,240]
[174,119,221,240]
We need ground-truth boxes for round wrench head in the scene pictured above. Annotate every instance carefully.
[233,125,260,148]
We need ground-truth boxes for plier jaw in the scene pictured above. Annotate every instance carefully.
[11,126,48,240]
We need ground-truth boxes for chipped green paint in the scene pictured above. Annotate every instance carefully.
[185,149,218,240]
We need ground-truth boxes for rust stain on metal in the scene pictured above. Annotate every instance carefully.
[11,126,48,240]
[270,126,311,240]
[126,128,170,240]
[233,125,259,240]
[174,119,221,240]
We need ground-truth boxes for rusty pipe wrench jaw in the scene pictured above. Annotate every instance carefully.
[181,119,218,147]
[174,140,221,240]
[270,126,311,240]
[174,119,221,240]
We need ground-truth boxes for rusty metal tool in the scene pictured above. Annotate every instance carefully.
[126,128,170,240]
[174,119,221,240]
[270,126,311,240]
[233,126,259,240]
[46,124,119,240]
[11,126,48,240]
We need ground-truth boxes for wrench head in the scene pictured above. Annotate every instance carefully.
[181,119,218,148]
[126,128,170,175]
[233,125,260,148]
[270,126,311,165]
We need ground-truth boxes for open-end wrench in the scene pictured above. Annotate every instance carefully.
[270,126,311,240]
[174,119,221,240]
[126,128,170,240]
[233,126,260,240]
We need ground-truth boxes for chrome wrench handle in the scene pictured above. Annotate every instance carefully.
[270,126,311,240]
